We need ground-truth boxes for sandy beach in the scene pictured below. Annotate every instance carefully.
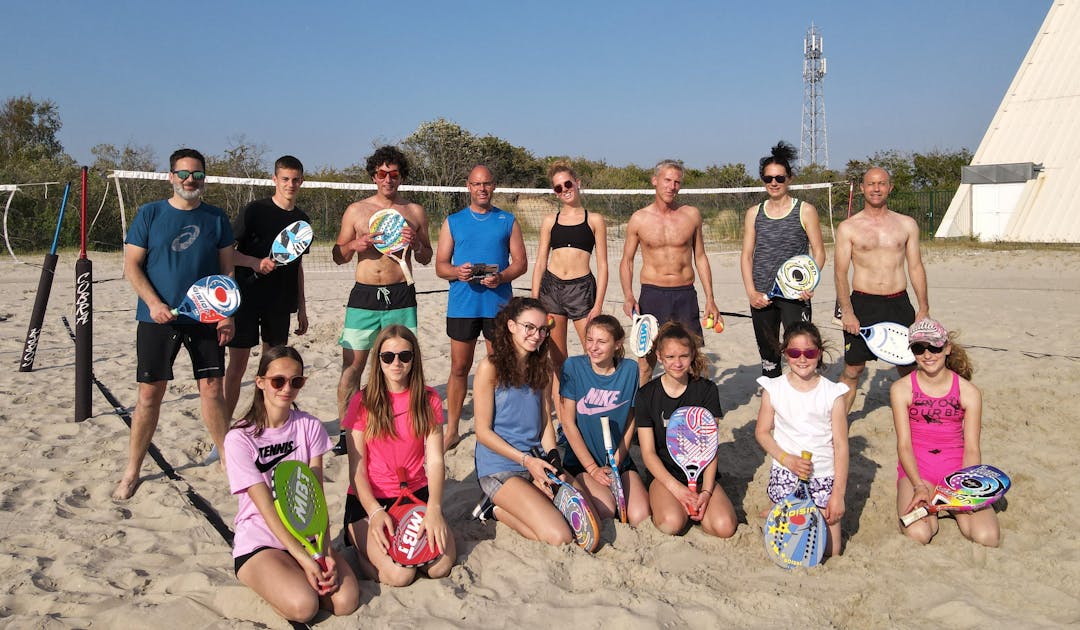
[2,244,1078,629]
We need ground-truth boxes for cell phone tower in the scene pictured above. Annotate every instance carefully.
[800,23,828,168]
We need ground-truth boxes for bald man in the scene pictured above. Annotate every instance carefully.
[834,167,929,413]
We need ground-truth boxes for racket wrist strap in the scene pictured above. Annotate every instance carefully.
[370,506,386,517]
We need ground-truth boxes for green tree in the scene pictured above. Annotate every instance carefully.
[0,95,64,163]
[477,134,544,187]
[401,118,481,187]
[912,148,972,190]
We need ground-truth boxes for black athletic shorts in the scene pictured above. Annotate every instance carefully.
[638,283,704,341]
[233,545,275,575]
[538,271,596,321]
[843,290,915,364]
[228,307,290,349]
[446,317,496,342]
[136,321,225,382]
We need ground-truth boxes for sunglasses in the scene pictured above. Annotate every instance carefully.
[910,343,945,355]
[762,175,787,184]
[515,321,550,338]
[553,180,575,194]
[379,350,414,364]
[784,347,820,360]
[172,170,206,181]
[265,375,307,390]
[374,169,401,181]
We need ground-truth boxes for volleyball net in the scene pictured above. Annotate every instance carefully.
[2,171,838,273]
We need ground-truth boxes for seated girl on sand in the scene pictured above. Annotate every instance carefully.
[635,322,737,537]
[890,317,1000,547]
[224,346,359,623]
[342,325,456,586]
[754,321,848,556]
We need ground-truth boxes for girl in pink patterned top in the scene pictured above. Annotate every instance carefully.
[890,317,1000,547]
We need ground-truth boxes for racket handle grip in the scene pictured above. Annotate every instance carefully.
[796,451,812,481]
[314,554,332,594]
[900,506,930,527]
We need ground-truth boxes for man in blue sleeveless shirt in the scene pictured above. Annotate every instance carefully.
[435,165,528,450]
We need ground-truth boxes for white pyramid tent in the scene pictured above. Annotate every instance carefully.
[937,0,1080,243]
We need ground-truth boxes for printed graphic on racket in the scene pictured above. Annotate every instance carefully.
[171,275,241,323]
[665,406,719,517]
[630,309,659,358]
[369,208,414,285]
[766,254,820,301]
[531,448,601,552]
[858,321,915,365]
[270,220,313,266]
[764,451,827,569]
[900,464,1011,526]
[386,467,441,567]
[271,460,331,592]
[600,416,627,523]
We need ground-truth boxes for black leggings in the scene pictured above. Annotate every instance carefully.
[751,297,811,377]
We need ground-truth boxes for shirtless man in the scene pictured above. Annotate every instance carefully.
[834,166,929,413]
[620,159,720,384]
[333,146,433,421]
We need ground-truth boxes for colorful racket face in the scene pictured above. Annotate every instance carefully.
[630,311,659,358]
[172,274,241,323]
[767,254,820,300]
[665,406,719,492]
[859,321,916,365]
[369,208,408,254]
[554,484,601,552]
[387,467,441,567]
[271,460,329,570]
[901,464,1011,525]
[600,417,627,523]
[270,220,313,265]
[764,479,827,569]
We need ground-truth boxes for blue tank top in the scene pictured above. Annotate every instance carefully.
[447,207,515,318]
[475,384,543,477]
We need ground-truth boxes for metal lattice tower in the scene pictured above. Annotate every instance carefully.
[800,23,828,168]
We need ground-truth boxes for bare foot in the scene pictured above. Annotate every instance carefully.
[443,432,461,452]
[112,477,140,501]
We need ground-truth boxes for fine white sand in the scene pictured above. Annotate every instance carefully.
[1,245,1078,628]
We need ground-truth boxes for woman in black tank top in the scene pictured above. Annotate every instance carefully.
[531,161,609,422]
[739,141,827,378]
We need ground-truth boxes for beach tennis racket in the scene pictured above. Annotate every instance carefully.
[900,464,1011,526]
[858,322,915,365]
[764,451,827,569]
[386,467,442,567]
[630,309,659,358]
[600,416,628,523]
[665,406,719,517]
[269,220,313,266]
[766,254,820,301]
[271,460,331,591]
[171,275,241,323]
[531,448,601,552]
[369,208,414,285]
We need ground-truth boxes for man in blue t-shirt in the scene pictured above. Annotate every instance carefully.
[113,148,236,500]
[435,165,528,451]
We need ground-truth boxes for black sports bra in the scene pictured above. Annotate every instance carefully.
[549,209,595,253]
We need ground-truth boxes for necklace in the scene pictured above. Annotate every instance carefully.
[468,207,493,221]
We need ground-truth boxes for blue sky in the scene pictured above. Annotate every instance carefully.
[2,1,1050,175]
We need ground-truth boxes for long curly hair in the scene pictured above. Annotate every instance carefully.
[360,325,437,441]
[653,321,707,378]
[232,345,304,437]
[491,297,552,391]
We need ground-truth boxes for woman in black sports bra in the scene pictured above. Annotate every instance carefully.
[531,161,608,413]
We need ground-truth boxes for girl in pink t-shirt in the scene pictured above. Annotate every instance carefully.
[342,325,455,585]
[224,346,359,624]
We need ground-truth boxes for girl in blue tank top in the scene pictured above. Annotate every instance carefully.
[473,297,573,545]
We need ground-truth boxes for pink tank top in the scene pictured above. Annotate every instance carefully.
[898,372,966,485]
